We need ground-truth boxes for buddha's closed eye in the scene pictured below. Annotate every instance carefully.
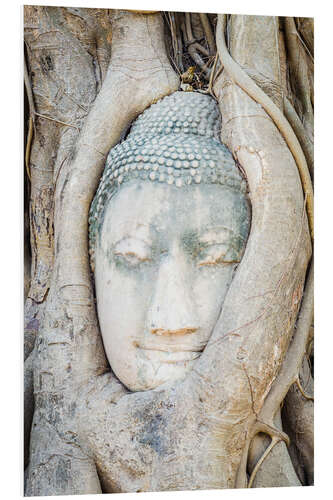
[195,227,244,267]
[196,239,245,266]
[197,243,233,266]
[111,236,241,270]
[113,237,152,267]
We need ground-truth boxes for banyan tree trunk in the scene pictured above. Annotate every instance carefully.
[24,7,314,495]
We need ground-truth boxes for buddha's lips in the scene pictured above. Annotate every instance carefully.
[133,340,205,353]
[151,327,197,336]
[133,340,205,363]
[137,347,202,363]
[159,352,202,364]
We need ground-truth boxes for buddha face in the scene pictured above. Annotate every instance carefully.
[94,180,250,391]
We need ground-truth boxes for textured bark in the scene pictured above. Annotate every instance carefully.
[24,7,111,478]
[23,4,109,363]
[296,18,314,58]
[284,17,314,143]
[284,97,314,178]
[282,356,314,485]
[24,8,314,495]
[213,14,312,487]
[25,8,179,496]
[24,354,34,469]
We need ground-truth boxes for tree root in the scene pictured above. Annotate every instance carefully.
[295,375,314,402]
[24,55,35,181]
[248,435,284,488]
[184,13,212,80]
[247,411,301,488]
[233,244,313,487]
[284,18,314,143]
[25,117,33,181]
[199,13,216,55]
[212,13,313,488]
[283,97,314,179]
[215,14,313,241]
[295,18,314,59]
[245,261,314,486]
[208,53,222,96]
[24,353,34,469]
[34,112,80,130]
[165,12,183,75]
[282,355,314,484]
[235,417,290,488]
[259,260,313,422]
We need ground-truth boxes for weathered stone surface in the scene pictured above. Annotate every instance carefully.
[89,92,248,269]
[95,181,250,391]
[90,92,250,392]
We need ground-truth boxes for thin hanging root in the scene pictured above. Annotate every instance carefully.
[283,97,314,179]
[247,420,290,488]
[188,44,211,77]
[295,17,314,60]
[215,14,313,242]
[284,17,314,139]
[208,53,218,95]
[199,13,216,54]
[194,43,209,57]
[236,419,290,488]
[24,54,35,118]
[167,12,180,74]
[175,13,184,73]
[165,12,182,76]
[183,13,211,80]
[34,112,80,130]
[24,54,35,182]
[248,435,282,488]
[296,375,314,401]
[25,116,33,181]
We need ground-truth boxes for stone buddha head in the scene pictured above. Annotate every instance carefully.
[89,92,250,392]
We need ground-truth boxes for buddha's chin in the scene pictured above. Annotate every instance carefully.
[115,356,200,392]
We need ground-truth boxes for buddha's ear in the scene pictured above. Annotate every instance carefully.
[187,13,312,476]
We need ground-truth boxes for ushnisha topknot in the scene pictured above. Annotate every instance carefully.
[88,91,248,270]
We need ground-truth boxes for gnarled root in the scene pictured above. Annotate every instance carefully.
[282,356,314,484]
[236,414,293,488]
[24,353,34,469]
[214,14,313,488]
[245,411,301,488]
[284,17,314,143]
[215,14,313,241]
[244,261,313,487]
[25,11,179,496]
[283,97,314,179]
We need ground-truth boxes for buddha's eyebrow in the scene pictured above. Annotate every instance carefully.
[111,223,154,246]
[182,227,234,254]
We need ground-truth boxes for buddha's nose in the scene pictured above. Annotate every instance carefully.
[147,248,199,337]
